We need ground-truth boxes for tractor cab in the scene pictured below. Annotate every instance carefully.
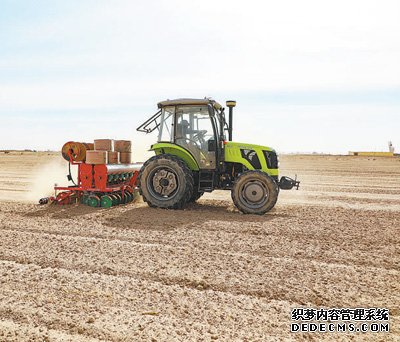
[137,98,299,215]
[137,98,227,170]
[158,101,220,169]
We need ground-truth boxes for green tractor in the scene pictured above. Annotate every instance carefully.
[137,98,299,215]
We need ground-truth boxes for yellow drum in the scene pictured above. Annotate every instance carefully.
[61,141,93,162]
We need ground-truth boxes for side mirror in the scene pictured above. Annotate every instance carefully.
[208,139,216,152]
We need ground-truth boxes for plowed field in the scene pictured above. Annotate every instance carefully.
[0,152,399,341]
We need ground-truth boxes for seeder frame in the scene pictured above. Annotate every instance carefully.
[42,152,140,206]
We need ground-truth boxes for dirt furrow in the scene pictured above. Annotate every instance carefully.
[0,228,398,311]
[0,260,291,341]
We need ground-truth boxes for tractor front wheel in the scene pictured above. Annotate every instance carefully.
[231,170,278,215]
[139,154,194,209]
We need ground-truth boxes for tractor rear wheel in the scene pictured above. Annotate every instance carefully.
[139,154,194,209]
[231,170,278,215]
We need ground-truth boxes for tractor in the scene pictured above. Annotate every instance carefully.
[137,98,299,215]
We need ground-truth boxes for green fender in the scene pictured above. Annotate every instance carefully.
[150,143,200,171]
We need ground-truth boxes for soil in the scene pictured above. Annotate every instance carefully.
[0,152,399,341]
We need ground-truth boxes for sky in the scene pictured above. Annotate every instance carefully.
[0,0,399,159]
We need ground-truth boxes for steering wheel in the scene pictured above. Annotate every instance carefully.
[177,137,202,149]
[192,130,207,144]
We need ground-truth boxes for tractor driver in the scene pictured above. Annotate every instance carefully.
[176,119,210,165]
[176,119,207,144]
[174,110,215,169]
[176,120,196,137]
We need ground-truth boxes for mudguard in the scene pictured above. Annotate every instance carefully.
[150,142,200,171]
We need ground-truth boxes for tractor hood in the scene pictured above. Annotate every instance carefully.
[224,141,279,175]
[224,141,276,153]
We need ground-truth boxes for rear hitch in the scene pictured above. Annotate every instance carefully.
[279,175,300,190]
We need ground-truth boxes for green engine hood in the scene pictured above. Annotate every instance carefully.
[224,141,276,152]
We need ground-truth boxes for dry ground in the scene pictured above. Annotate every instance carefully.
[0,152,399,341]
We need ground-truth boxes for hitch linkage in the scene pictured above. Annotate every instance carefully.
[279,175,300,190]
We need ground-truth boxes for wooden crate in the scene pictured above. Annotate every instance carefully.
[107,151,119,164]
[114,140,131,153]
[86,150,107,164]
[120,152,132,164]
[94,139,113,151]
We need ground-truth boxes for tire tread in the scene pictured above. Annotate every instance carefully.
[138,154,194,209]
[231,170,279,215]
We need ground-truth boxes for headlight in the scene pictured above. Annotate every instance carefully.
[263,150,278,169]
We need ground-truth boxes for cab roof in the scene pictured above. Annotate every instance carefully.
[157,98,222,110]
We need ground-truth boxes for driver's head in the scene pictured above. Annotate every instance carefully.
[180,120,190,135]
[177,119,190,137]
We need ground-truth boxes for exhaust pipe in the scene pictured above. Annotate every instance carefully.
[226,100,236,141]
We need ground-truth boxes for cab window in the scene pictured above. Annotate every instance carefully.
[175,105,216,169]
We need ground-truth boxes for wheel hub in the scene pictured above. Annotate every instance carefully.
[160,178,169,186]
[152,169,177,197]
[241,181,269,207]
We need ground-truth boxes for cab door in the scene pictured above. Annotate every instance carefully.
[175,105,217,170]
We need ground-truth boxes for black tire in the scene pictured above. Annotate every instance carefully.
[139,154,194,209]
[231,170,279,215]
[189,191,204,203]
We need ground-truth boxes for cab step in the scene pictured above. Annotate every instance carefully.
[198,171,214,192]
